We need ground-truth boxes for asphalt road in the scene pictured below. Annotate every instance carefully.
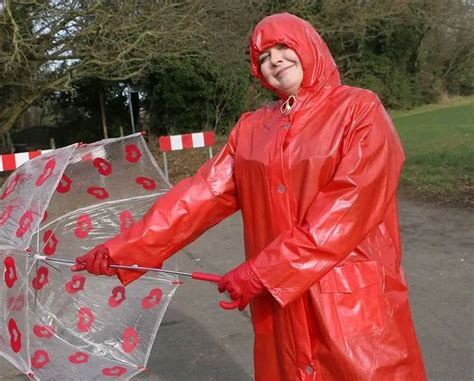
[1,199,473,381]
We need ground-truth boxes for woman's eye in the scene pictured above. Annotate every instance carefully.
[259,54,270,64]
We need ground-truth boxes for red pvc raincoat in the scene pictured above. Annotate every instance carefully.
[107,12,426,381]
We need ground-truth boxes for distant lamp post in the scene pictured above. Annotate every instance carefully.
[127,84,138,134]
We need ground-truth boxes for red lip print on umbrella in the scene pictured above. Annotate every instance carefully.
[1,133,217,380]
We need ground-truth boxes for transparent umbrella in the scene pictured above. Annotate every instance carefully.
[0,133,187,380]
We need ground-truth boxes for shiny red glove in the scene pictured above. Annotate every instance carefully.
[71,244,117,276]
[217,261,266,311]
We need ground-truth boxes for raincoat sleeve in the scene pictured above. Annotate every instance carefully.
[106,119,245,286]
[250,96,404,307]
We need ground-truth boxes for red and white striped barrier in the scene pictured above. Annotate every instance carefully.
[158,131,215,152]
[157,132,215,181]
[0,150,52,172]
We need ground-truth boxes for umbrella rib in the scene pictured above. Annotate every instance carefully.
[38,192,167,233]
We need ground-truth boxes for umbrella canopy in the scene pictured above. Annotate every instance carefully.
[0,133,179,380]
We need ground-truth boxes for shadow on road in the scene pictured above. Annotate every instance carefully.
[137,306,251,381]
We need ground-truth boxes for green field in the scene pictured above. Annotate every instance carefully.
[392,97,474,207]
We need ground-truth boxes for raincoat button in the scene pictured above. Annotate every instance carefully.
[305,364,314,375]
[282,123,290,129]
[277,184,286,193]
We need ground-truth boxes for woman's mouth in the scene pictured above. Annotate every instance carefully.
[275,64,294,79]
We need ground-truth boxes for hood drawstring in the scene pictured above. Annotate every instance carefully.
[280,94,297,115]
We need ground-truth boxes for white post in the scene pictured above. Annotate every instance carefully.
[49,138,56,149]
[162,152,169,181]
[208,146,213,159]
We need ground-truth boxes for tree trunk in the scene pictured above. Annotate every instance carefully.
[0,72,73,135]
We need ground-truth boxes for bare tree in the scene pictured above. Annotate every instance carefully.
[0,0,251,134]
[408,0,474,94]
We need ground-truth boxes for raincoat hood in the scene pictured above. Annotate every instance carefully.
[249,13,341,99]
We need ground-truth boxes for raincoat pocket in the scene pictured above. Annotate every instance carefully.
[318,261,385,339]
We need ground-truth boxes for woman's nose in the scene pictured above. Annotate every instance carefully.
[270,49,283,65]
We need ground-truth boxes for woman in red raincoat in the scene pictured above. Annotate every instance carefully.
[73,13,426,380]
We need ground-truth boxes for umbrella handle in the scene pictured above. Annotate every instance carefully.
[190,272,240,310]
[218,299,241,310]
[191,272,221,283]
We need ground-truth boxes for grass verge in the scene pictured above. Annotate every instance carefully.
[392,99,473,207]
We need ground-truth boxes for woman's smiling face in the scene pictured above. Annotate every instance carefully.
[259,44,303,96]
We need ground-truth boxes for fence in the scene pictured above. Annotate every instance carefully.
[158,131,215,181]
[0,150,52,172]
[0,131,216,178]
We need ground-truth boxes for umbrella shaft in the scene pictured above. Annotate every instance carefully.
[110,264,193,277]
[33,255,193,278]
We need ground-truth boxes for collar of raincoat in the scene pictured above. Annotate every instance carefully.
[249,12,341,103]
